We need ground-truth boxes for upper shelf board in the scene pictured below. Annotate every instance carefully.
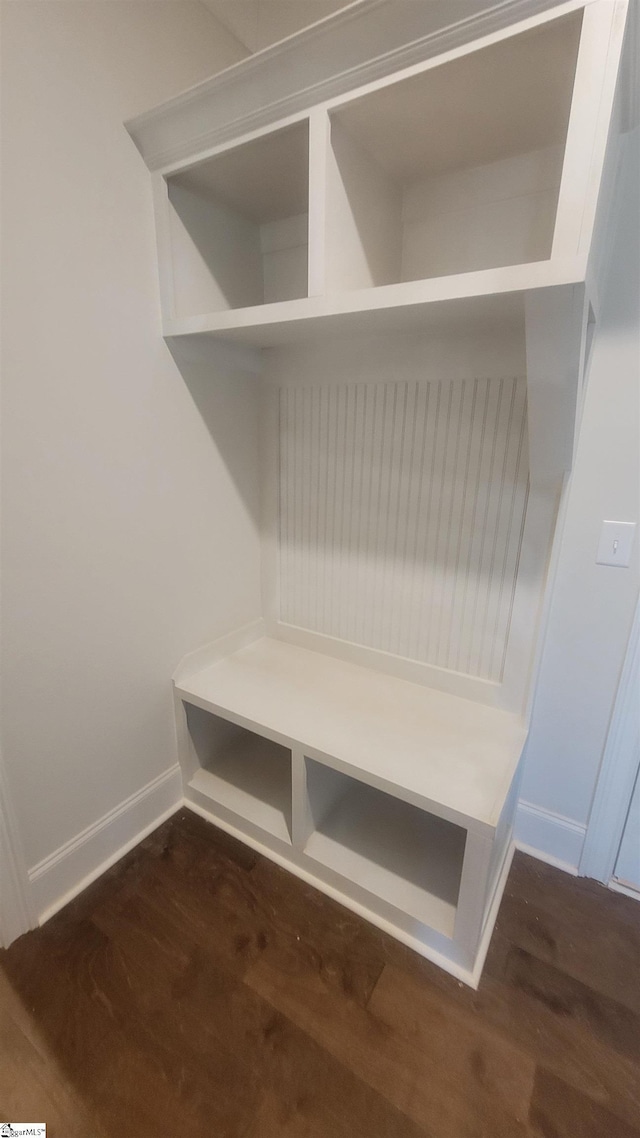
[162,262,577,348]
[175,636,528,836]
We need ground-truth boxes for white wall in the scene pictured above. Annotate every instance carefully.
[201,0,349,52]
[518,122,640,867]
[0,2,262,882]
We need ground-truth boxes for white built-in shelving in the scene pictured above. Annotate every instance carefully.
[127,0,628,985]
[175,632,525,975]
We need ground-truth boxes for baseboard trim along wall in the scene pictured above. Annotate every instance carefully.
[29,765,183,925]
[514,799,587,874]
[25,778,586,929]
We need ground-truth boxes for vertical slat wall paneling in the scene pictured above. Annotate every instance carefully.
[277,376,529,684]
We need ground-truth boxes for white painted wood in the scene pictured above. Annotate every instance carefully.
[525,283,585,483]
[499,476,562,715]
[331,11,581,184]
[263,324,527,389]
[187,720,292,844]
[401,147,563,282]
[164,120,309,316]
[162,260,580,346]
[155,0,588,324]
[173,618,265,686]
[403,145,564,222]
[484,747,524,905]
[304,771,466,938]
[261,214,309,304]
[151,172,177,325]
[260,213,308,255]
[453,830,494,961]
[125,0,590,172]
[137,0,627,340]
[29,766,182,925]
[174,635,527,835]
[325,117,402,292]
[307,108,330,297]
[305,758,347,831]
[260,385,280,630]
[133,0,628,987]
[580,597,640,883]
[169,120,309,222]
[166,190,309,316]
[0,749,36,947]
[277,375,529,685]
[168,181,264,315]
[273,622,505,708]
[515,799,586,872]
[613,765,640,893]
[291,747,311,848]
[552,0,629,269]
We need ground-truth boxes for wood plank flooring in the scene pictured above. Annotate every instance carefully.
[1,809,638,1137]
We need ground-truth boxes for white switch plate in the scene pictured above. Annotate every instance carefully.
[596,520,636,567]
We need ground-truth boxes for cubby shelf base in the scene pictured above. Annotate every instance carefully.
[174,624,525,985]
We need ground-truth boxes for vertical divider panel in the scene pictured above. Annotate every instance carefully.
[173,691,197,784]
[551,0,628,268]
[324,115,402,293]
[308,108,330,297]
[260,380,280,634]
[526,282,585,484]
[152,172,177,326]
[453,828,494,964]
[291,747,312,848]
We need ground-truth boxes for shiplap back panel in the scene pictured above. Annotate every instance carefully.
[277,376,528,683]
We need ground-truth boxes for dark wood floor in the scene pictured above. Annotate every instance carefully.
[1,809,639,1137]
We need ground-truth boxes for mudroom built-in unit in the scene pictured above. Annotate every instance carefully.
[126,0,628,984]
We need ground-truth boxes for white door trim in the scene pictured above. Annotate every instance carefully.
[0,745,36,947]
[580,593,640,884]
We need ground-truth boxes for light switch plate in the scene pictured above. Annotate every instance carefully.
[596,520,636,567]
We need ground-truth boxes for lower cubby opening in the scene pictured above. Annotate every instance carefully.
[303,759,466,938]
[185,702,292,843]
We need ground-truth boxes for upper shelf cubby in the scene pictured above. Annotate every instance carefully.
[165,121,309,317]
[135,0,627,346]
[322,11,582,293]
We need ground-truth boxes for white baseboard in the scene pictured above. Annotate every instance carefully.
[608,878,640,902]
[514,799,586,874]
[29,765,183,924]
[23,778,589,934]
